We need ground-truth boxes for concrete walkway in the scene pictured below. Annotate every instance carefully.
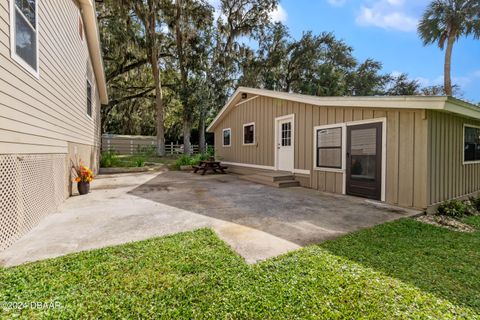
[0,171,420,267]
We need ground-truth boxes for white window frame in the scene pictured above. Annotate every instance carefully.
[463,123,480,165]
[9,0,40,78]
[222,128,232,147]
[243,122,255,145]
[314,123,346,173]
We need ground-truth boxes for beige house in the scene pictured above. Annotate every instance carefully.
[0,0,108,251]
[208,87,480,211]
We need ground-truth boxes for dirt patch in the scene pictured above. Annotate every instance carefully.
[416,215,476,233]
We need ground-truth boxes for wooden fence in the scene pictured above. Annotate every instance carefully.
[101,134,205,155]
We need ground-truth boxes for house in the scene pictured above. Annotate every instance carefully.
[0,0,108,251]
[207,87,480,211]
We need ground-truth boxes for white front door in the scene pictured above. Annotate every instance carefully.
[276,117,294,172]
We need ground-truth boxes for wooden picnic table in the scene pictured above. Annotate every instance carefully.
[193,160,228,175]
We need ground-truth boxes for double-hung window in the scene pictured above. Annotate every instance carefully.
[11,0,39,77]
[316,126,343,169]
[464,125,480,163]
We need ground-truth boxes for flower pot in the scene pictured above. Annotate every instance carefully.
[77,181,90,195]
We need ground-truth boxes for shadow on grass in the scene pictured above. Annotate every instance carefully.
[319,217,480,313]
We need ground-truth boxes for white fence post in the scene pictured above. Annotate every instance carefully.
[170,142,174,155]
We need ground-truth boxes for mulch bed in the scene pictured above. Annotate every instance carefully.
[416,215,476,233]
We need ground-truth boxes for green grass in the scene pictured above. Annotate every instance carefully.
[1,219,479,319]
[320,216,480,313]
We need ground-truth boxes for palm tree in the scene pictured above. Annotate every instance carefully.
[418,0,480,96]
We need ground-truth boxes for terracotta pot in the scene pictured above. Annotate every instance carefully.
[77,181,90,195]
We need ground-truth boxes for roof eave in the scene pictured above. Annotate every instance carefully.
[78,0,108,105]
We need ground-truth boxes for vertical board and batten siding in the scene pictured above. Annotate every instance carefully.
[0,0,101,154]
[428,111,480,205]
[214,95,429,209]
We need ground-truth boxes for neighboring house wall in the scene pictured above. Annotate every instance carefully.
[427,111,480,205]
[214,95,429,209]
[0,0,101,251]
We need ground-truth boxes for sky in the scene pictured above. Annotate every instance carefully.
[221,0,480,102]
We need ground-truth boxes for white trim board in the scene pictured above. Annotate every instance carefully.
[222,161,310,175]
[221,162,275,171]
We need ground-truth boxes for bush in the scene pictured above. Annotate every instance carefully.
[468,196,480,213]
[132,156,146,167]
[436,199,475,218]
[175,155,193,168]
[100,151,120,168]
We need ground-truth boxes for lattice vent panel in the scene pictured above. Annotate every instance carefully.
[0,154,66,251]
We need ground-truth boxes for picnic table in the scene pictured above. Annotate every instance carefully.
[193,160,228,175]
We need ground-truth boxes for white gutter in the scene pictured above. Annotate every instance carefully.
[78,0,108,104]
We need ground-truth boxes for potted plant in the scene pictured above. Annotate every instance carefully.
[74,164,94,195]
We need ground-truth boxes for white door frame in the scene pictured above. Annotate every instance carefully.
[274,114,295,172]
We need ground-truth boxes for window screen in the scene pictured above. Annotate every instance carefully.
[244,124,254,144]
[223,129,231,146]
[317,127,342,168]
[465,126,480,162]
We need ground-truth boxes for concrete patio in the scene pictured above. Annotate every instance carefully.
[0,170,420,267]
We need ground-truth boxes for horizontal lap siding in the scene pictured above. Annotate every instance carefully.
[0,0,101,154]
[428,111,480,205]
[214,95,429,208]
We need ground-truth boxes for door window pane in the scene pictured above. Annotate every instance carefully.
[350,128,376,180]
[465,126,480,162]
[281,122,291,146]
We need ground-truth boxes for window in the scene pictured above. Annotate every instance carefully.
[464,125,480,163]
[243,123,255,145]
[222,128,231,147]
[11,0,38,76]
[87,80,92,117]
[316,127,342,169]
[281,122,292,146]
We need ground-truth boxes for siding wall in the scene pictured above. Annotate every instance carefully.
[428,110,480,205]
[0,0,101,155]
[214,95,429,209]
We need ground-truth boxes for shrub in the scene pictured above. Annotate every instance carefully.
[175,155,193,168]
[133,156,146,167]
[436,199,475,218]
[100,151,120,168]
[468,196,480,213]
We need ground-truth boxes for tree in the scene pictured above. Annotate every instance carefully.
[385,73,421,95]
[418,0,480,96]
[129,0,169,156]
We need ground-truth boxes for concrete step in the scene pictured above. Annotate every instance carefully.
[240,174,300,188]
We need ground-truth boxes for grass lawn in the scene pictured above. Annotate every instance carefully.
[0,218,479,319]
